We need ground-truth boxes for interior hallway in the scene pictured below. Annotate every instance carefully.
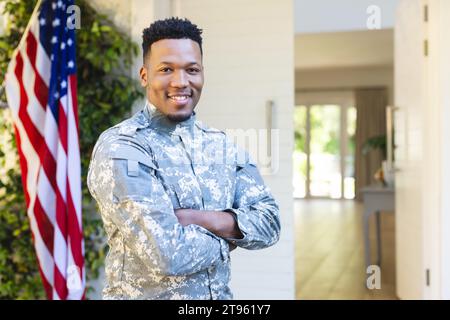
[295,199,397,299]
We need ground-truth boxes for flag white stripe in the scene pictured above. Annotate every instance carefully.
[30,17,51,87]
[20,51,46,138]
[53,225,68,284]
[66,242,83,299]
[52,289,61,300]
[43,106,61,162]
[27,207,55,287]
[56,139,67,200]
[67,79,85,297]
[5,58,20,118]
[59,89,68,114]
[36,167,56,225]
[67,79,82,226]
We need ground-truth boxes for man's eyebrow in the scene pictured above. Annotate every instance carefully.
[157,61,201,67]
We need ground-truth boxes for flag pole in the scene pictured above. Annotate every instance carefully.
[8,0,43,62]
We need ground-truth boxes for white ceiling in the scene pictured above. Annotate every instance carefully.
[295,0,400,34]
[295,29,393,70]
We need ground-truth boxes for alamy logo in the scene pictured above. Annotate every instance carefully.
[67,265,82,291]
[66,4,81,30]
[366,265,381,289]
[366,5,381,30]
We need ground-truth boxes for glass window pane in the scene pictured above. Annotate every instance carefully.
[309,105,341,198]
[344,106,356,199]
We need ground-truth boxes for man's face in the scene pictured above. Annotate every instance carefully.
[140,38,204,122]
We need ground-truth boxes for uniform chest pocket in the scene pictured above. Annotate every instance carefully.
[198,164,235,210]
[163,175,203,210]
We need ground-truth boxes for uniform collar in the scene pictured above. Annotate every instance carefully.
[143,100,196,135]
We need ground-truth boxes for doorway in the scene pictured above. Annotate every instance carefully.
[293,92,356,199]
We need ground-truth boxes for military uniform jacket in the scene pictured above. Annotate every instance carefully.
[87,103,281,300]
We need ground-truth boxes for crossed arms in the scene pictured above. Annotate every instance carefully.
[88,139,280,276]
[175,209,243,250]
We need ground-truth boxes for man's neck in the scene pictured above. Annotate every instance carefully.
[144,100,196,132]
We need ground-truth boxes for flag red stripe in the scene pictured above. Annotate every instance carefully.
[66,181,84,273]
[15,52,68,243]
[25,31,48,112]
[69,75,79,133]
[36,242,53,300]
[13,125,31,207]
[33,197,55,254]
[53,264,68,300]
[58,102,68,153]
[67,78,83,275]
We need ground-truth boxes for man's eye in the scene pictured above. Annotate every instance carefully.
[187,68,200,73]
[160,68,172,73]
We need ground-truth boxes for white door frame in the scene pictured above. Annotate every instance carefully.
[423,0,450,300]
[396,0,450,300]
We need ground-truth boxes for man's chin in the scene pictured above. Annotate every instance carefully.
[167,110,193,122]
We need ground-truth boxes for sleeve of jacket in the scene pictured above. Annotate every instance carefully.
[87,137,230,277]
[224,149,281,250]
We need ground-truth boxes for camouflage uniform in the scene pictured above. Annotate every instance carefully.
[87,102,280,300]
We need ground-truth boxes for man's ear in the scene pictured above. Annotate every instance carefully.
[139,66,148,87]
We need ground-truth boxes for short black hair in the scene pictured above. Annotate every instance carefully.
[142,17,203,62]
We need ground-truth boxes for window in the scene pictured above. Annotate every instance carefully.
[293,92,356,199]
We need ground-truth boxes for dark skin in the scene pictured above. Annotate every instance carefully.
[139,38,243,248]
[140,38,203,122]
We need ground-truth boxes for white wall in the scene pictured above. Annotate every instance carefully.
[90,0,131,35]
[295,66,394,105]
[294,0,400,34]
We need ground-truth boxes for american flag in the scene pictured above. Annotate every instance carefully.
[4,0,85,299]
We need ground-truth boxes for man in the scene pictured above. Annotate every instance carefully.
[87,17,280,300]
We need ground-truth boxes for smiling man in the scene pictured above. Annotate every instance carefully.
[87,18,280,300]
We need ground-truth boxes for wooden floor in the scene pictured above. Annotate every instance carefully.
[295,199,397,300]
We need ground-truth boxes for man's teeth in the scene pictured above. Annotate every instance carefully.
[170,95,189,101]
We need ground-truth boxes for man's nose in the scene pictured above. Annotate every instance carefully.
[170,70,188,88]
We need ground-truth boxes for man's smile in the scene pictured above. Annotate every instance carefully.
[167,92,192,106]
